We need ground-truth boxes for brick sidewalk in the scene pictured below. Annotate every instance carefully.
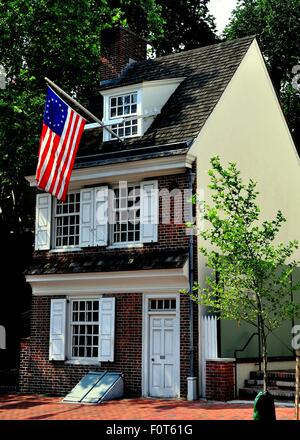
[0,394,297,420]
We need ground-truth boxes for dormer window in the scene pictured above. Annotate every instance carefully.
[110,92,138,139]
[100,78,185,142]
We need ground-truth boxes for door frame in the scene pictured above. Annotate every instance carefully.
[142,293,180,398]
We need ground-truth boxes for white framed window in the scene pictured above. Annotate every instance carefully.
[110,92,137,118]
[53,192,80,248]
[36,179,158,251]
[69,299,100,361]
[101,89,141,141]
[112,184,141,244]
[149,298,177,311]
[110,92,138,139]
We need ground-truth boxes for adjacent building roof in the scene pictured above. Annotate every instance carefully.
[76,35,255,168]
[25,249,189,276]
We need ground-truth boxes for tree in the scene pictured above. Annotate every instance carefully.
[0,0,164,237]
[0,1,119,235]
[120,0,219,55]
[186,156,300,392]
[224,0,300,147]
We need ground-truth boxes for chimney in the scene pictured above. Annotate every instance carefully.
[100,27,148,84]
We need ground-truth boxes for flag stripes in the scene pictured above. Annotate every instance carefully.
[36,87,86,202]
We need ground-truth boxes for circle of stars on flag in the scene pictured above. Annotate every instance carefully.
[45,98,66,127]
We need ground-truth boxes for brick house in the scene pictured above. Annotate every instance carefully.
[21,28,300,401]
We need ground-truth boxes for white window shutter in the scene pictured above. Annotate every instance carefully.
[35,193,52,250]
[79,188,94,247]
[99,297,115,362]
[141,180,158,243]
[94,186,108,246]
[49,299,67,361]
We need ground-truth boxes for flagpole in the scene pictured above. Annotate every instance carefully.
[44,77,124,143]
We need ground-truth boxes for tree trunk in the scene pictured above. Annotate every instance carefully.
[261,325,268,392]
[257,297,268,392]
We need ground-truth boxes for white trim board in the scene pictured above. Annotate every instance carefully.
[26,154,195,189]
[26,265,189,296]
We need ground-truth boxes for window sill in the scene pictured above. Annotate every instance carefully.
[49,247,82,253]
[107,243,143,250]
[65,359,101,366]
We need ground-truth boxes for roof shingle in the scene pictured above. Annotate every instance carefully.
[26,249,189,275]
[76,36,255,166]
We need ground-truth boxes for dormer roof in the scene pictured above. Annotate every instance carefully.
[76,35,256,168]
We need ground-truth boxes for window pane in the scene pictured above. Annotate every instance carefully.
[113,185,140,244]
[71,299,100,359]
[109,93,139,139]
[55,193,80,248]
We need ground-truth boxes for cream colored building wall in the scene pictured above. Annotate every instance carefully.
[190,39,300,396]
[190,39,300,273]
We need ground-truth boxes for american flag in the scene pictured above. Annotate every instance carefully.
[36,86,86,201]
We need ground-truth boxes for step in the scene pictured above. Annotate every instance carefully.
[245,379,295,389]
[239,387,295,401]
[250,370,295,382]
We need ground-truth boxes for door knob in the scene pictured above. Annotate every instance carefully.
[151,358,154,362]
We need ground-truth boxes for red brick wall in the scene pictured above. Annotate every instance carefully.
[22,170,199,397]
[100,27,147,82]
[19,338,30,391]
[180,293,198,397]
[20,291,198,398]
[32,172,191,264]
[206,360,235,401]
[20,294,143,397]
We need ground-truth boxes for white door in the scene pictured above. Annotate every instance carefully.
[149,315,178,398]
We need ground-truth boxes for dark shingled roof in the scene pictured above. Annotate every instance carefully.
[26,249,189,275]
[75,35,255,167]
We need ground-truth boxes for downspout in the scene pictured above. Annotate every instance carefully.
[187,166,197,400]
